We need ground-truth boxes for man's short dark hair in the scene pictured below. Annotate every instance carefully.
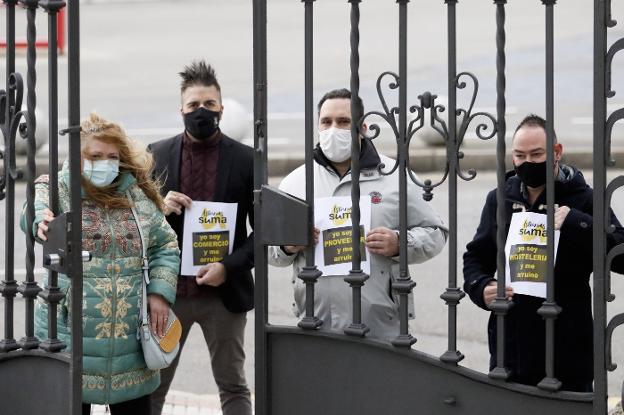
[179,60,221,94]
[317,88,365,120]
[514,114,558,142]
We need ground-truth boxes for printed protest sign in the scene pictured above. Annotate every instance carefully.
[181,201,237,276]
[314,196,371,276]
[504,211,560,298]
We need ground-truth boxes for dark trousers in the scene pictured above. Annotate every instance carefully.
[82,394,151,415]
[151,293,252,415]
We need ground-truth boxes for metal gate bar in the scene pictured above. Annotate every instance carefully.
[298,0,322,332]
[537,0,562,392]
[603,33,624,415]
[66,0,83,411]
[17,0,40,352]
[439,0,464,365]
[38,0,66,353]
[391,0,416,347]
[604,5,624,408]
[489,0,511,382]
[252,0,268,414]
[0,0,19,354]
[345,0,369,337]
[596,0,613,413]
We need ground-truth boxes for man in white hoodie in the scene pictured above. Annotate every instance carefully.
[269,88,448,340]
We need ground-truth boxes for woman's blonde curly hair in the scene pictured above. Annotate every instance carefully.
[80,113,164,211]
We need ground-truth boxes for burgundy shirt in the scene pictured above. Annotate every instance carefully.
[178,132,220,297]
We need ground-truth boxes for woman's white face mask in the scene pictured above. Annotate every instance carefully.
[319,127,353,163]
[82,159,120,187]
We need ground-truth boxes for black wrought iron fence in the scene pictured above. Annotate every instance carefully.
[0,1,81,414]
[253,1,623,414]
[1,1,623,414]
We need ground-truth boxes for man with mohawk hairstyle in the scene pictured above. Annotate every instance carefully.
[148,61,254,415]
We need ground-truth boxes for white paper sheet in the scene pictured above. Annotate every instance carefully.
[504,211,560,299]
[180,201,238,276]
[314,196,371,276]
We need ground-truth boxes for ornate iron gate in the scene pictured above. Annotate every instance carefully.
[1,1,622,414]
[0,1,82,414]
[253,1,622,414]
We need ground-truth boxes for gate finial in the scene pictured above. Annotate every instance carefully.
[39,0,65,12]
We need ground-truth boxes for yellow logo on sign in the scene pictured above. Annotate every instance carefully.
[518,219,547,243]
[199,209,227,230]
[329,204,352,226]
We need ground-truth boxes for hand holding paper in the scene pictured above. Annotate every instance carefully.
[483,281,514,307]
[554,205,571,230]
[365,227,399,257]
[196,262,227,287]
[164,191,192,216]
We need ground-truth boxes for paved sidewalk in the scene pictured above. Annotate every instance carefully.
[89,393,619,414]
[91,391,255,414]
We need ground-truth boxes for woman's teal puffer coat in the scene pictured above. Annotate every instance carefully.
[22,165,180,405]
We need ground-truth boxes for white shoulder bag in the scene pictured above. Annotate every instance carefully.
[129,192,182,370]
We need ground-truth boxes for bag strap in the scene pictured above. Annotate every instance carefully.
[126,190,151,333]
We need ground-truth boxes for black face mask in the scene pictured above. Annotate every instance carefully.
[183,107,220,140]
[514,161,548,188]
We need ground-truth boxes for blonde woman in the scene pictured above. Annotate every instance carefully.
[22,113,179,415]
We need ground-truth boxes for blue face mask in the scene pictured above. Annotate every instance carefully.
[82,159,120,187]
